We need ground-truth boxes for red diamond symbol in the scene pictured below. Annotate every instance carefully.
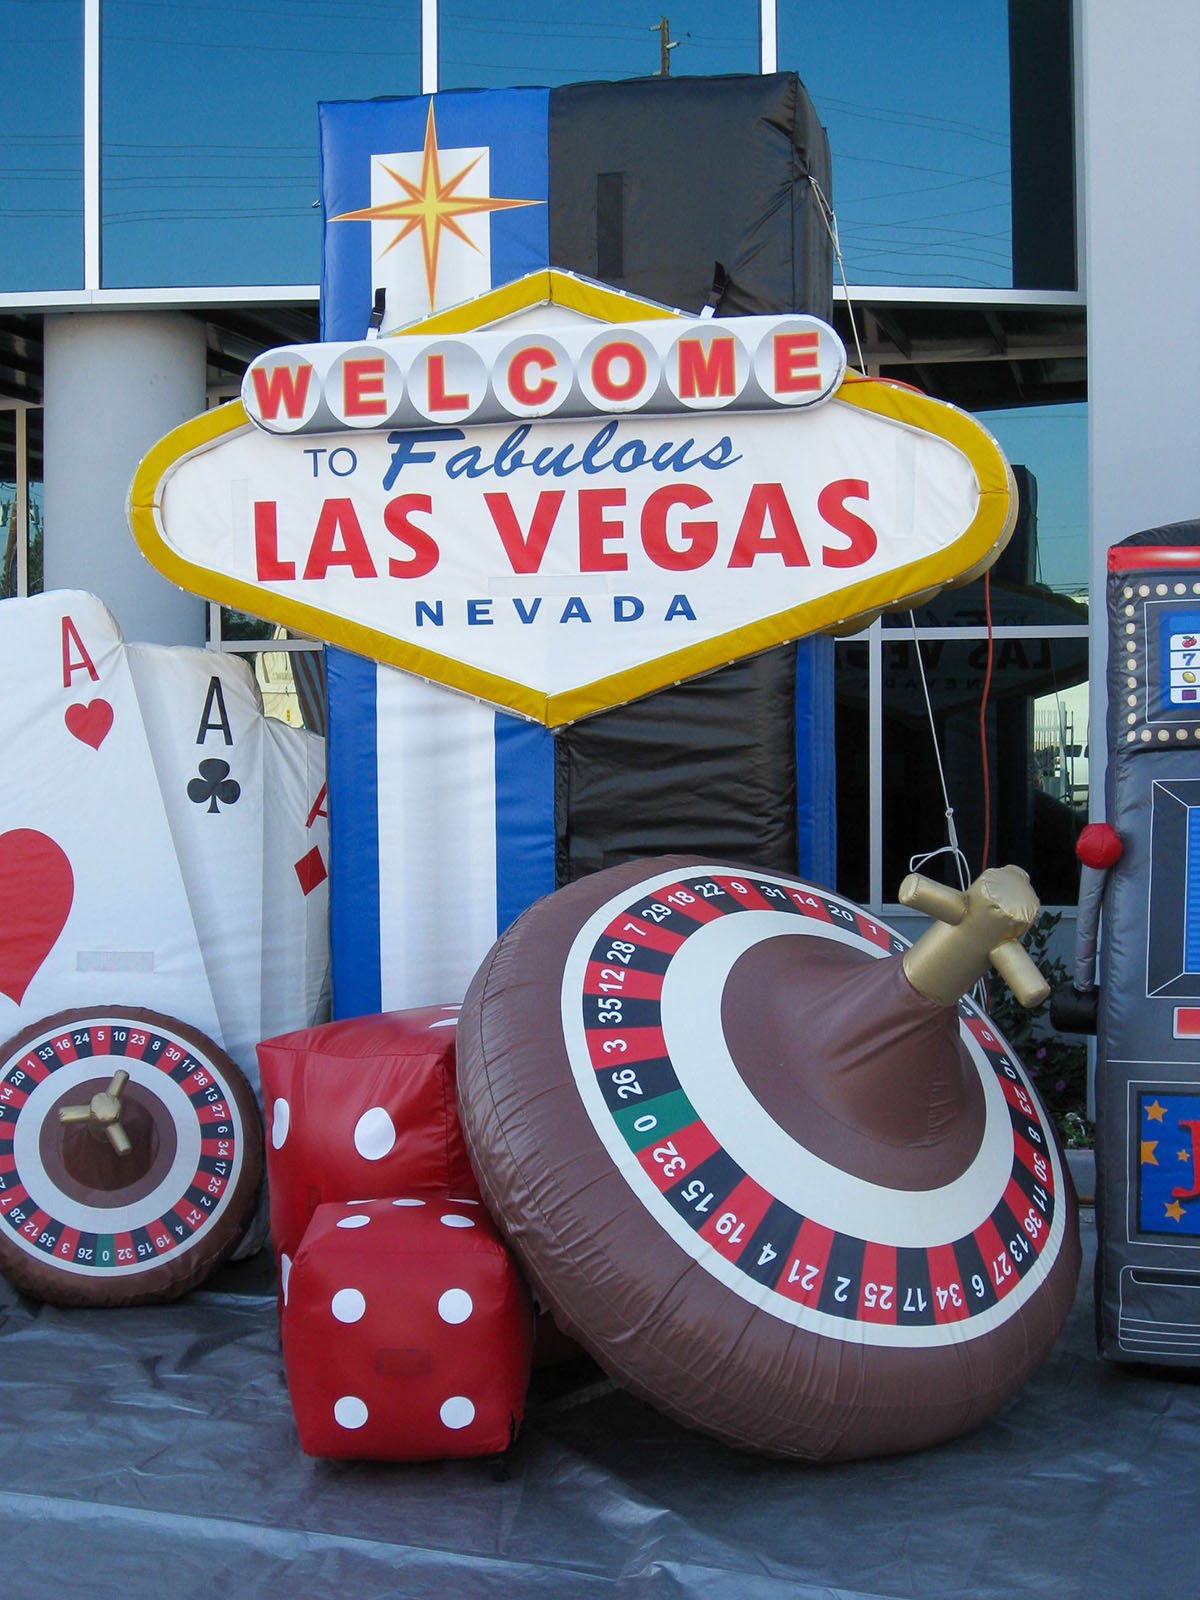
[294,845,328,896]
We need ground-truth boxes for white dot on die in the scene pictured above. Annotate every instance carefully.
[280,1253,292,1304]
[440,1395,476,1430]
[438,1288,474,1325]
[332,1288,366,1323]
[271,1098,291,1150]
[334,1396,369,1430]
[440,1214,476,1229]
[392,1198,425,1208]
[354,1106,397,1161]
[337,1214,371,1230]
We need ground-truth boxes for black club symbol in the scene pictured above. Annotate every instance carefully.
[187,758,242,814]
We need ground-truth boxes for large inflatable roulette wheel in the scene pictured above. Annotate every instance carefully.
[0,1007,263,1307]
[457,856,1081,1462]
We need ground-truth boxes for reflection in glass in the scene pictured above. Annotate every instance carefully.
[217,607,274,643]
[440,0,759,91]
[976,406,1088,600]
[102,0,420,288]
[0,412,16,599]
[235,646,326,734]
[836,636,1088,907]
[0,1,84,290]
[0,410,43,598]
[885,450,1090,630]
[27,410,43,594]
[778,0,1011,287]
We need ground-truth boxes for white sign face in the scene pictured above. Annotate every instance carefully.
[131,373,1013,727]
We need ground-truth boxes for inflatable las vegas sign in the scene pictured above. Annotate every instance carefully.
[128,270,1015,728]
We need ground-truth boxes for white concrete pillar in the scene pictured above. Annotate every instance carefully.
[1081,0,1200,804]
[43,310,207,645]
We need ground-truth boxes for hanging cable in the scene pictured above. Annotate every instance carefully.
[809,170,985,998]
[808,175,866,373]
[906,611,970,893]
[906,609,990,1009]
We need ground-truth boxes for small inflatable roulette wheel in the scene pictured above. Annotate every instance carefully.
[0,1007,263,1306]
[457,856,1081,1462]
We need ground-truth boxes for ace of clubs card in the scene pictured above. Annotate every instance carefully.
[126,643,268,1085]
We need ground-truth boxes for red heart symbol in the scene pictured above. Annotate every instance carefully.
[0,830,74,1005]
[65,699,113,750]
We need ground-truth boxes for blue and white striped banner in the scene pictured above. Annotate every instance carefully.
[322,89,557,1015]
[319,84,836,1016]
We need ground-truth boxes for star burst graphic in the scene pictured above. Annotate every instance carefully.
[333,100,541,310]
[1138,1089,1200,1235]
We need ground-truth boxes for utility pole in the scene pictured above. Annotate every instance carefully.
[652,16,677,76]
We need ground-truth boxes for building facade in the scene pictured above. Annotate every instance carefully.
[4,0,1186,916]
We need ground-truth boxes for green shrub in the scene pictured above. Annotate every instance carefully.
[982,911,1092,1147]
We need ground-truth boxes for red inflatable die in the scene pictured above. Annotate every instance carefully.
[257,1008,481,1280]
[281,1196,534,1460]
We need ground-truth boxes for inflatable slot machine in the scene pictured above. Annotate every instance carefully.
[1061,519,1200,1362]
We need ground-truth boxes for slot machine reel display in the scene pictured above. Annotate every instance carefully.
[0,1007,264,1306]
[457,855,1080,1462]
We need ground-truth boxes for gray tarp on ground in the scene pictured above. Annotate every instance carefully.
[1,1211,1195,1599]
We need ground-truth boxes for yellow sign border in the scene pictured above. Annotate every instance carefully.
[128,273,1014,728]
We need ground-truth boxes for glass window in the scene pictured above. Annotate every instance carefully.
[0,1,84,291]
[838,401,1089,910]
[0,409,43,598]
[209,607,325,733]
[101,0,421,289]
[836,635,1088,907]
[25,409,44,597]
[885,405,1090,629]
[440,0,760,91]
[976,403,1089,602]
[215,606,275,645]
[0,411,17,598]
[241,644,327,735]
[778,1,1014,288]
